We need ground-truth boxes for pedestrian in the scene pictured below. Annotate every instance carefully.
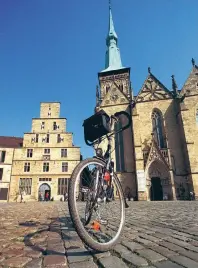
[190,191,194,201]
[20,190,26,203]
[45,191,49,201]
[64,192,68,201]
[38,191,42,201]
[127,192,131,201]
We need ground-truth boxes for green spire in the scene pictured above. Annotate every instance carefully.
[101,1,124,72]
[107,0,118,41]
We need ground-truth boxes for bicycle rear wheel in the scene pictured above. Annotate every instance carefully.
[68,157,125,252]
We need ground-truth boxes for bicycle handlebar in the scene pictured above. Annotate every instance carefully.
[84,110,132,147]
[113,110,132,132]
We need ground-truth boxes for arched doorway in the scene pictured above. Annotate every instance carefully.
[38,183,51,201]
[146,159,172,201]
[150,177,163,201]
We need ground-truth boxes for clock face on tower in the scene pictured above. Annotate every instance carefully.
[110,94,118,101]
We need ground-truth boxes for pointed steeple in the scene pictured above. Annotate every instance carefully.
[101,1,124,72]
[107,0,118,42]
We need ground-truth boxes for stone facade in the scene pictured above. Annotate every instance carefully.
[0,137,23,202]
[0,148,14,201]
[95,68,137,199]
[93,4,198,201]
[95,63,198,201]
[9,102,80,202]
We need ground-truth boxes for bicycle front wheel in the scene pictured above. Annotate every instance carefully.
[68,157,125,252]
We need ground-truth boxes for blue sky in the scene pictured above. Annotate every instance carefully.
[0,0,198,158]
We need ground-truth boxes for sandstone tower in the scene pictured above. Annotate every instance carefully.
[95,3,137,199]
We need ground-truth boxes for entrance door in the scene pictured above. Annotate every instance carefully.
[0,188,8,201]
[150,177,163,201]
[38,183,51,201]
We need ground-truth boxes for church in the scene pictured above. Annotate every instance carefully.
[95,3,198,201]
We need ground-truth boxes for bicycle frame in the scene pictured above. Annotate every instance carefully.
[84,110,133,209]
[93,134,129,209]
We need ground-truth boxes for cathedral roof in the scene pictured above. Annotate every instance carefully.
[180,59,198,97]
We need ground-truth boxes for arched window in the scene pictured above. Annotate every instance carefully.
[114,119,125,172]
[119,84,123,92]
[106,86,110,93]
[196,109,198,123]
[152,110,166,148]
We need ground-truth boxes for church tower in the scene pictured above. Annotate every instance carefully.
[95,1,137,199]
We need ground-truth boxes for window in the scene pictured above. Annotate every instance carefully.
[35,134,39,143]
[152,110,167,148]
[46,134,49,143]
[62,162,68,172]
[41,122,45,129]
[0,151,6,162]
[0,168,3,181]
[53,122,57,130]
[57,134,61,143]
[61,149,67,157]
[57,134,64,143]
[39,178,52,182]
[0,188,8,200]
[119,84,123,92]
[43,162,49,172]
[19,178,32,195]
[106,86,110,93]
[58,178,69,195]
[114,119,125,172]
[24,162,30,172]
[27,149,33,158]
[196,109,198,123]
[44,148,50,154]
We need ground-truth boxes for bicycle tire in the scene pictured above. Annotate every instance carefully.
[68,157,125,252]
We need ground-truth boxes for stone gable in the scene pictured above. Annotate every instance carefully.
[100,81,129,107]
[136,73,172,102]
[180,65,198,96]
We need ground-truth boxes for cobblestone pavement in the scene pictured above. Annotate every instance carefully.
[0,201,198,268]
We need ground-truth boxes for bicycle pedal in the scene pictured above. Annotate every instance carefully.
[100,219,108,225]
[91,221,101,231]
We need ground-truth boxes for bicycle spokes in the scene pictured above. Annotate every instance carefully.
[74,162,124,245]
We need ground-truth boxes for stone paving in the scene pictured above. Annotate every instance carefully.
[0,201,198,267]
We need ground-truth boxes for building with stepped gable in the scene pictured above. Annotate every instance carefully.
[94,2,198,201]
[9,102,80,202]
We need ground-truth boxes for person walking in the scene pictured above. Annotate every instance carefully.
[20,190,26,203]
[45,191,49,201]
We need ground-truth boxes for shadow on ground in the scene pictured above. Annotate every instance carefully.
[20,216,95,259]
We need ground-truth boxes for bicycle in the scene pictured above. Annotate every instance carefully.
[68,109,132,252]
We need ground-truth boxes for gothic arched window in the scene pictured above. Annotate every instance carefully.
[114,119,125,172]
[152,110,166,148]
[196,109,198,123]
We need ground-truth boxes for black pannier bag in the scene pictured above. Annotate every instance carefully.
[83,110,111,143]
